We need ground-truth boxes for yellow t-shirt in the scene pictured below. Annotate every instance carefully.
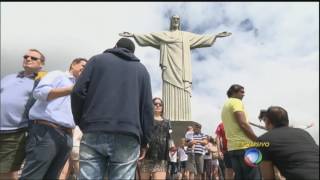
[221,98,253,151]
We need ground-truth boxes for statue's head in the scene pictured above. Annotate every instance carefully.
[170,15,181,30]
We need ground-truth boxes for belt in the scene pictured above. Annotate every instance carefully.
[0,127,28,134]
[32,120,73,135]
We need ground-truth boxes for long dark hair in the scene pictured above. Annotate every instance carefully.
[152,97,164,116]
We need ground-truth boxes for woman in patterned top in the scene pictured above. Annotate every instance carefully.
[139,97,171,180]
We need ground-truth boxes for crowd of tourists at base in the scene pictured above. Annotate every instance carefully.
[1,38,319,180]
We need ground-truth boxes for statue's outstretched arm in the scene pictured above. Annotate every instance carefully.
[216,31,232,38]
[119,32,134,37]
[211,31,232,42]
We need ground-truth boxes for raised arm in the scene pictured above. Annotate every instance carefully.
[216,31,232,38]
[249,122,267,130]
[212,31,232,45]
[33,71,73,101]
[291,122,314,129]
[120,31,161,49]
[188,31,232,49]
[119,32,134,37]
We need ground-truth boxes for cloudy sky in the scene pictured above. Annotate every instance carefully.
[1,2,319,143]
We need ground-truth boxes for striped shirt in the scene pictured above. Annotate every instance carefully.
[187,132,207,155]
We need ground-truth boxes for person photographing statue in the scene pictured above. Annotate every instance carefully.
[120,15,231,121]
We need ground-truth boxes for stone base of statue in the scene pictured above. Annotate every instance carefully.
[170,121,198,146]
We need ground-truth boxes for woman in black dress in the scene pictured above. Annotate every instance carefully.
[140,97,171,180]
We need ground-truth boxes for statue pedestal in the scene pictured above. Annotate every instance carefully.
[170,121,198,146]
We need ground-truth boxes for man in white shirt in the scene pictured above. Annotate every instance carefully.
[20,58,87,180]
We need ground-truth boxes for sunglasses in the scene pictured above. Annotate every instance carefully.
[153,103,163,106]
[23,55,41,61]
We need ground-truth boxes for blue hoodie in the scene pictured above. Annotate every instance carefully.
[71,47,154,146]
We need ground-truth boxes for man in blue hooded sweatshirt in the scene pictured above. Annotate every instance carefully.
[71,38,154,180]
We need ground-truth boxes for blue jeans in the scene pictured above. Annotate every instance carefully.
[20,124,72,179]
[79,133,140,180]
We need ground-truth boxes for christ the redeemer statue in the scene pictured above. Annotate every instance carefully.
[120,15,231,121]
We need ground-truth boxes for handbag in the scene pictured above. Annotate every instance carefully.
[167,119,175,149]
[168,138,175,149]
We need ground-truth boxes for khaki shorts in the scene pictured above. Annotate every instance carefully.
[140,159,167,173]
[186,153,197,174]
[0,131,27,173]
[194,154,204,174]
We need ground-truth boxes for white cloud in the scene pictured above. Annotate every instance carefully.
[1,2,318,143]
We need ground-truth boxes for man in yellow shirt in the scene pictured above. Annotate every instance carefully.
[221,84,261,180]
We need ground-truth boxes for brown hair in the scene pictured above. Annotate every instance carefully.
[69,58,88,70]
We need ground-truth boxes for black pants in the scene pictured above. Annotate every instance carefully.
[20,124,72,180]
[228,149,261,180]
[218,159,225,180]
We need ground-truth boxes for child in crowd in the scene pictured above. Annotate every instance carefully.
[177,138,188,180]
[184,126,194,153]
[169,146,178,180]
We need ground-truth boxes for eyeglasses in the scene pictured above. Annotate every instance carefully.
[23,55,41,61]
[153,103,162,106]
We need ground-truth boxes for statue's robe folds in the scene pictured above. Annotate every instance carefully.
[134,31,216,121]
